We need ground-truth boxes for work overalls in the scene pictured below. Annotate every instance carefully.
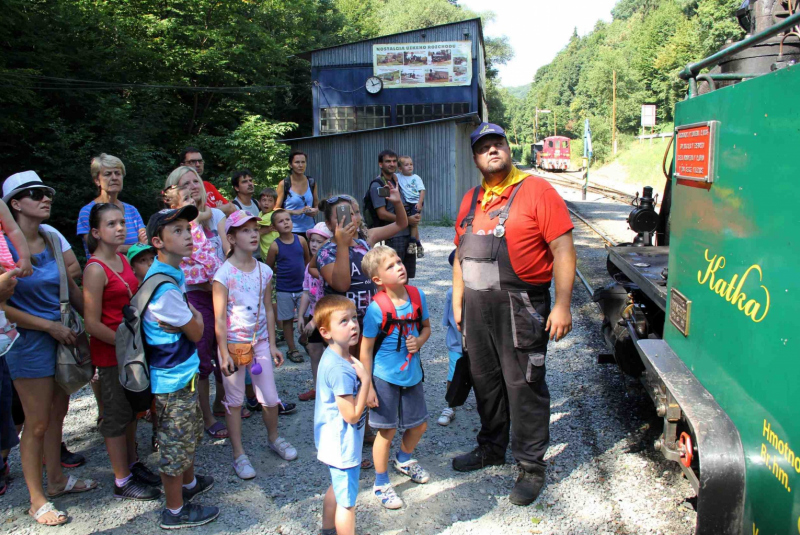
[458,179,551,469]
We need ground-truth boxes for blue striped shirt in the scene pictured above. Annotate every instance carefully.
[76,201,145,256]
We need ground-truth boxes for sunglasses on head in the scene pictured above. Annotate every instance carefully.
[17,188,54,202]
[325,195,352,205]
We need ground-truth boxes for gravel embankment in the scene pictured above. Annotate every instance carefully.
[2,218,696,535]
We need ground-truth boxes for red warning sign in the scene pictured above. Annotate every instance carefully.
[675,122,717,182]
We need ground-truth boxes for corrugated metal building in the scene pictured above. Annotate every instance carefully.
[285,19,488,221]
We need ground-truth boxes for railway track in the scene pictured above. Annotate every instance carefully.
[529,168,638,205]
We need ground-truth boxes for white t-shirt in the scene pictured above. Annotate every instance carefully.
[232,197,260,218]
[40,224,71,252]
[207,207,226,261]
[395,173,426,204]
[144,288,193,328]
[212,260,272,343]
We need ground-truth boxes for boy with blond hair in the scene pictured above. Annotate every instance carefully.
[360,245,431,510]
[314,295,371,535]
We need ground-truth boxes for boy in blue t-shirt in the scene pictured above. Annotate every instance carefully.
[143,206,219,530]
[360,245,431,510]
[313,295,371,535]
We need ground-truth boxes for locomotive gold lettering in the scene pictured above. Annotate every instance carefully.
[698,249,770,323]
[764,419,800,480]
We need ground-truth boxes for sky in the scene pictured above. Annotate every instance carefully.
[459,0,620,88]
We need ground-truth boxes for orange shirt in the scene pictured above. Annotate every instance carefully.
[454,176,573,284]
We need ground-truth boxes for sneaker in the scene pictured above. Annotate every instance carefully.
[277,401,297,415]
[406,242,417,255]
[437,407,455,426]
[182,474,214,502]
[160,502,220,530]
[114,478,162,501]
[373,483,403,509]
[393,455,430,484]
[245,397,262,412]
[130,461,161,487]
[298,389,316,401]
[60,442,86,468]
[233,455,256,480]
[452,445,505,472]
[416,243,425,258]
[268,437,298,461]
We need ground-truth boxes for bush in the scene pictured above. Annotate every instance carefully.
[199,116,297,196]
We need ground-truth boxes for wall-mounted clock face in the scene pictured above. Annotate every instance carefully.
[366,76,383,95]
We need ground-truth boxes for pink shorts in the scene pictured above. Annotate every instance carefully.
[220,340,280,410]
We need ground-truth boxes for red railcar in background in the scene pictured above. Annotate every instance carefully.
[533,136,571,171]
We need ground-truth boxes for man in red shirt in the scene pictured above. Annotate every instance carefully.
[179,147,235,216]
[451,123,576,506]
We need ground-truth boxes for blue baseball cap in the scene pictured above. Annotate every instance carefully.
[470,122,507,147]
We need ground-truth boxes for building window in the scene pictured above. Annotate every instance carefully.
[356,106,391,130]
[397,102,470,125]
[320,106,391,134]
[320,107,355,134]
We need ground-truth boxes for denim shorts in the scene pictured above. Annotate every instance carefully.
[329,464,360,508]
[369,377,428,431]
[5,329,57,380]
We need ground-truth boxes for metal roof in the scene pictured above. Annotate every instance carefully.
[296,18,485,63]
[281,112,481,143]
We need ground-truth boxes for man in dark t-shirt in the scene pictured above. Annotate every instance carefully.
[369,149,420,278]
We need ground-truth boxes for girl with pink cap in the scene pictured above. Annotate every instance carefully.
[212,210,298,480]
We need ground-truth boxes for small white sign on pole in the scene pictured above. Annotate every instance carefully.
[641,104,657,127]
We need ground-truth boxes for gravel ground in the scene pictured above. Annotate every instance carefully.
[1,210,696,535]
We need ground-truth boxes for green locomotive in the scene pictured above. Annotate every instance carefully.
[595,3,800,533]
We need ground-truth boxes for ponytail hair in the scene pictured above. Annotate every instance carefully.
[86,203,124,254]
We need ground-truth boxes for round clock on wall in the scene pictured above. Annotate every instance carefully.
[366,76,383,95]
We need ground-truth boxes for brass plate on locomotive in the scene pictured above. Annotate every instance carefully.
[669,288,692,337]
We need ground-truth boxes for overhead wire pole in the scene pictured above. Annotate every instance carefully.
[612,71,617,155]
[554,108,557,137]
[534,108,551,143]
[583,118,593,200]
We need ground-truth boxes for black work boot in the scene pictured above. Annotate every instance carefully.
[452,445,505,472]
[509,463,546,506]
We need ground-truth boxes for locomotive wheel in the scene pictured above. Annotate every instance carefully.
[679,432,694,468]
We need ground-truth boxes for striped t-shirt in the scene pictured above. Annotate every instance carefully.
[76,201,145,256]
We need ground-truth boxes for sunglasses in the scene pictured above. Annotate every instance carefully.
[325,195,353,205]
[183,159,204,166]
[17,188,54,202]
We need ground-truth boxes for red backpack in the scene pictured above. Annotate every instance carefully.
[371,286,423,372]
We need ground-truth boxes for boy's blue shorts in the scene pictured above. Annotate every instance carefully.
[329,464,361,508]
[448,350,463,382]
[369,377,428,430]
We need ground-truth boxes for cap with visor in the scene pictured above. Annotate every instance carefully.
[146,205,199,244]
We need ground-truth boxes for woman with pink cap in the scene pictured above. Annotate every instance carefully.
[296,222,333,401]
[212,210,297,480]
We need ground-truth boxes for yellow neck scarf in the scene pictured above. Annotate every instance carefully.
[480,166,529,209]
